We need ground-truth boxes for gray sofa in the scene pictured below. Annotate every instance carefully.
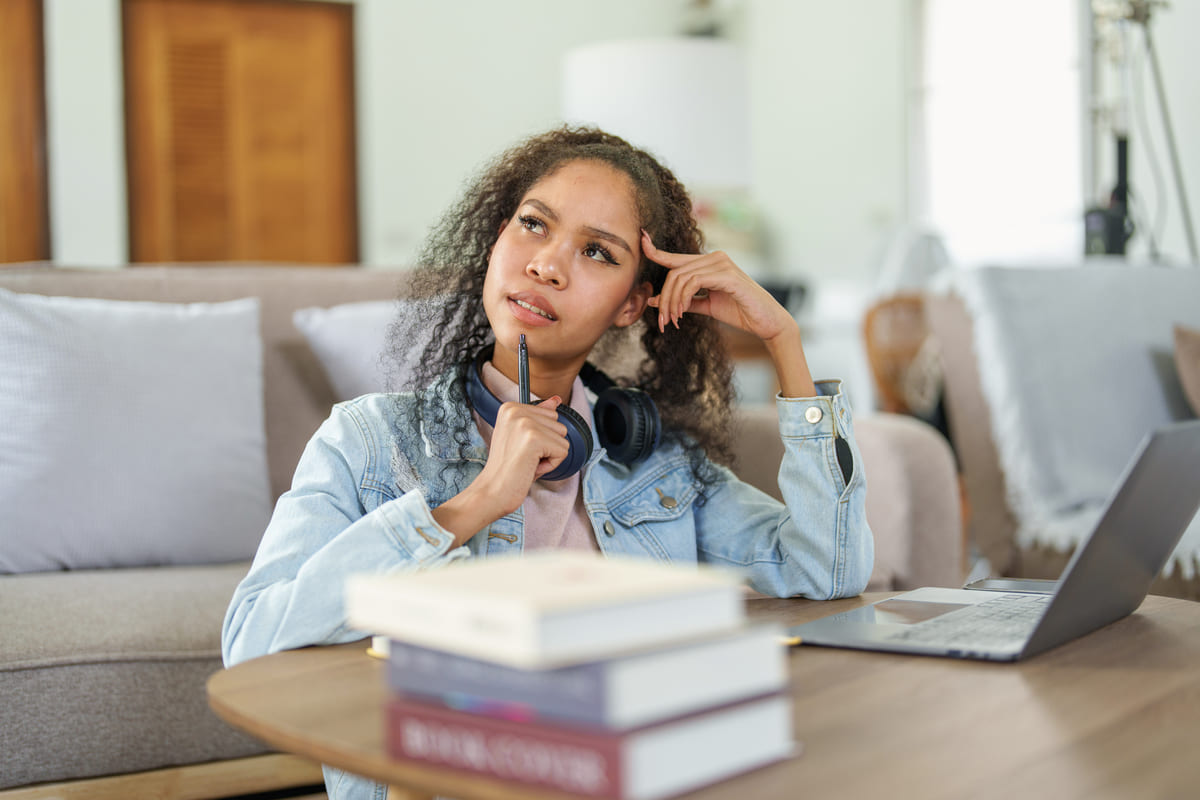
[0,265,962,796]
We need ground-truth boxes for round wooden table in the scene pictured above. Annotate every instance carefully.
[208,592,1200,800]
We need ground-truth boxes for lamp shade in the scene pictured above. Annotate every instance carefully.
[561,38,750,189]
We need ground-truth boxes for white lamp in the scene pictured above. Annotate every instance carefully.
[561,37,750,192]
[561,36,770,284]
[562,36,788,405]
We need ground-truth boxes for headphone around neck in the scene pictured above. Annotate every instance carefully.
[465,347,661,481]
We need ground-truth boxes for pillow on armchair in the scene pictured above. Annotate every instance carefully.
[0,289,271,573]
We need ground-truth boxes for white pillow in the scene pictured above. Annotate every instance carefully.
[293,300,397,400]
[0,289,272,573]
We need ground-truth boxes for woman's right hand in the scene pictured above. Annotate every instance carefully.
[478,397,571,508]
[431,397,568,545]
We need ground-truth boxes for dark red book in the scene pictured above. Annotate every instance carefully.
[385,691,794,799]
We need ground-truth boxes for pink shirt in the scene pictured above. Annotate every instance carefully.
[473,362,598,551]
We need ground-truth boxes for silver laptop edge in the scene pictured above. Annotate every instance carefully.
[1020,419,1200,658]
[790,420,1200,661]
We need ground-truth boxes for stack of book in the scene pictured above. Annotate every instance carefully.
[346,552,795,800]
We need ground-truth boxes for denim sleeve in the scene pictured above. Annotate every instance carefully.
[694,381,874,599]
[221,402,468,667]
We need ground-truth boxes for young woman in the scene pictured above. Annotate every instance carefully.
[223,126,872,799]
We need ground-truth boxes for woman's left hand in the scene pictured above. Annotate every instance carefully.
[642,231,816,398]
[642,231,794,343]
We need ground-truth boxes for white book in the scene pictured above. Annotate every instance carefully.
[346,552,746,669]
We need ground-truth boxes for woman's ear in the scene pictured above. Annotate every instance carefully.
[614,281,653,328]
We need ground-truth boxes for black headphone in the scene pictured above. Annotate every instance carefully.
[465,347,661,481]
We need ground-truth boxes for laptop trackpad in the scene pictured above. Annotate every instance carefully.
[789,594,974,644]
[872,599,971,625]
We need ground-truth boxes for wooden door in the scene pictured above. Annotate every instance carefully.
[0,0,50,263]
[124,0,357,264]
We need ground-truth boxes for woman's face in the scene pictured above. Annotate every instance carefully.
[483,159,649,374]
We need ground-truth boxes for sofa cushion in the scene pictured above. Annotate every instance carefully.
[293,300,398,400]
[295,297,652,404]
[1177,324,1200,417]
[0,266,413,502]
[0,289,271,573]
[0,563,268,788]
[293,295,476,401]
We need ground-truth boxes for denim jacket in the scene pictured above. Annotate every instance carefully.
[222,371,873,800]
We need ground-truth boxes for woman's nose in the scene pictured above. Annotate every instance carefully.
[527,247,568,287]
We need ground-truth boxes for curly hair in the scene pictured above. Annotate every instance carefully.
[387,125,736,495]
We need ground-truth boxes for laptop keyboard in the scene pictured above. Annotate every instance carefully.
[883,593,1051,650]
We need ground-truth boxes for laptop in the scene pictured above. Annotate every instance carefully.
[789,420,1200,661]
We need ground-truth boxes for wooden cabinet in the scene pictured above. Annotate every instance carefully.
[0,0,50,263]
[124,0,357,264]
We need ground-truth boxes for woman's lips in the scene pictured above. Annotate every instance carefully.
[508,295,557,325]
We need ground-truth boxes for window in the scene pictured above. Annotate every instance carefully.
[912,0,1085,265]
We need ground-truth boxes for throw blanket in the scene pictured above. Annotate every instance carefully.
[944,263,1200,579]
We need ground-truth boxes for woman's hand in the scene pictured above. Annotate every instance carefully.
[480,398,571,501]
[432,397,569,545]
[642,231,794,342]
[642,232,817,398]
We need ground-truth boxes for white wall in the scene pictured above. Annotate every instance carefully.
[44,0,126,267]
[745,0,909,284]
[40,0,684,268]
[39,0,1200,275]
[355,0,683,268]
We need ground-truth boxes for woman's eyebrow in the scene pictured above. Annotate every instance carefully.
[523,199,559,221]
[523,198,633,255]
[581,225,632,255]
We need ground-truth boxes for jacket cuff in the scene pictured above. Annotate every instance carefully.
[376,489,470,565]
[776,379,852,439]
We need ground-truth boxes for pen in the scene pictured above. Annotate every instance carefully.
[518,334,530,405]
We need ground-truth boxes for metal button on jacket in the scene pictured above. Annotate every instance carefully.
[603,520,616,536]
[805,406,823,424]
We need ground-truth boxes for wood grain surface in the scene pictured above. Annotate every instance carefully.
[209,593,1200,800]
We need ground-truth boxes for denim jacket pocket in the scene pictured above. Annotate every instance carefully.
[819,434,852,498]
[605,462,698,561]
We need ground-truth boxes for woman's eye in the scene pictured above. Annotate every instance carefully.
[583,243,618,265]
[518,215,545,234]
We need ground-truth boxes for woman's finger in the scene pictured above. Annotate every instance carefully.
[643,232,786,334]
[661,260,732,324]
[641,230,694,268]
[643,231,726,272]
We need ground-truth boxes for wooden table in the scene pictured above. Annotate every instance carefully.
[207,593,1200,800]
